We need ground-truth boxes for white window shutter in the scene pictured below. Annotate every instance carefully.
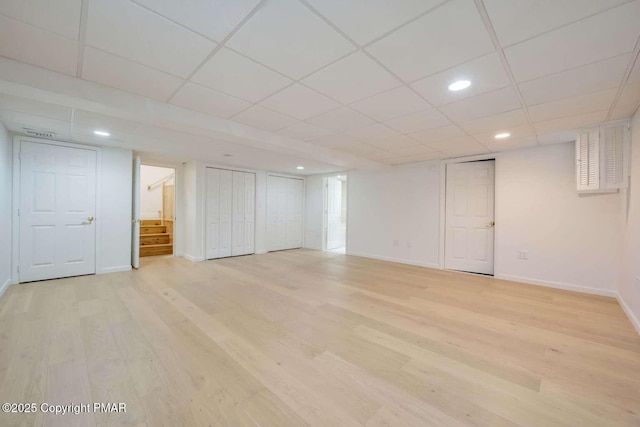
[576,127,599,191]
[600,122,629,189]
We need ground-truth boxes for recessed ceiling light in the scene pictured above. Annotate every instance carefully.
[448,80,471,91]
[495,132,511,139]
[296,166,304,170]
[94,130,110,136]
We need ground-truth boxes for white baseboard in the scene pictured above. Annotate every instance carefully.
[98,265,132,274]
[0,278,11,300]
[255,250,268,255]
[346,251,440,269]
[495,274,616,298]
[617,292,640,336]
[183,254,205,262]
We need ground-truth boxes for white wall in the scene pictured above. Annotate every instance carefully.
[495,143,621,295]
[98,146,133,273]
[140,165,174,219]
[347,161,441,267]
[0,123,11,294]
[620,110,640,332]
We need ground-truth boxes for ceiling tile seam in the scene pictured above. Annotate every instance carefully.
[128,0,220,43]
[606,34,640,120]
[82,45,189,79]
[75,0,89,78]
[165,0,269,103]
[0,11,80,41]
[184,80,258,106]
[498,0,636,50]
[473,0,539,145]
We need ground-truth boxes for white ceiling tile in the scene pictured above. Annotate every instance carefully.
[308,134,364,149]
[486,135,538,152]
[340,143,391,160]
[384,108,451,134]
[0,15,78,75]
[302,52,400,104]
[610,59,640,119]
[83,47,184,101]
[226,0,355,79]
[231,105,298,131]
[350,86,431,121]
[471,124,533,144]
[458,109,528,134]
[409,125,467,144]
[367,134,423,150]
[346,123,401,141]
[387,144,437,156]
[439,87,521,122]
[528,89,617,122]
[533,110,609,134]
[306,107,374,133]
[171,82,252,118]
[411,53,510,106]
[260,84,340,120]
[505,1,640,83]
[366,0,494,82]
[278,122,334,140]
[437,140,489,156]
[0,0,82,39]
[192,48,292,103]
[538,130,578,145]
[86,0,215,77]
[519,55,630,105]
[131,0,260,41]
[0,94,72,121]
[387,151,444,165]
[484,0,630,47]
[305,0,445,45]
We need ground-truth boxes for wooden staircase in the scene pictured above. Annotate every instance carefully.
[140,219,173,257]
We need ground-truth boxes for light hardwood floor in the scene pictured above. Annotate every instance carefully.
[1,250,639,426]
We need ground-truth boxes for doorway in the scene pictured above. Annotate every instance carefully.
[444,160,495,275]
[138,165,175,258]
[325,175,347,253]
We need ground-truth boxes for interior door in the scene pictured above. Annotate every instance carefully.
[243,172,255,254]
[326,177,342,250]
[131,156,140,268]
[267,175,286,251]
[19,141,97,282]
[206,167,233,259]
[445,161,495,275]
[232,171,246,256]
[285,177,303,249]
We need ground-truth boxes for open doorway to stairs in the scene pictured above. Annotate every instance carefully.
[139,165,175,258]
[324,175,347,254]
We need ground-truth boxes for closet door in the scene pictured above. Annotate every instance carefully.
[285,178,303,249]
[267,176,286,251]
[219,169,233,257]
[205,168,221,259]
[232,171,246,256]
[243,172,255,254]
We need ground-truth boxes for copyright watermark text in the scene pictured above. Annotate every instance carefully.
[2,402,126,415]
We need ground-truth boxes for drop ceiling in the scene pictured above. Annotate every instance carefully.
[0,0,639,171]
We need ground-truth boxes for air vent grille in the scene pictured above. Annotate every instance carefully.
[23,128,56,139]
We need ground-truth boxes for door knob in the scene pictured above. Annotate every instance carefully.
[87,216,94,223]
[487,221,495,228]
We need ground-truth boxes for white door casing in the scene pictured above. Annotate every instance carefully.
[326,178,342,250]
[444,161,495,275]
[19,141,97,282]
[132,156,140,269]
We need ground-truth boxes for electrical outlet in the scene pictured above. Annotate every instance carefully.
[518,251,529,260]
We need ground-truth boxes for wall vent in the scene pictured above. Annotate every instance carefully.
[23,128,56,139]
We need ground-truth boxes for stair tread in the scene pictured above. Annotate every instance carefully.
[140,233,169,236]
[141,243,173,248]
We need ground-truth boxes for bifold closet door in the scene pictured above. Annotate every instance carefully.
[232,171,255,256]
[267,176,303,251]
[205,168,232,259]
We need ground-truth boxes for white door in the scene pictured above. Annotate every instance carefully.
[285,178,303,249]
[232,171,245,256]
[19,141,97,282]
[205,168,233,259]
[243,172,255,254]
[445,161,495,275]
[267,175,303,251]
[131,156,140,268]
[326,178,342,250]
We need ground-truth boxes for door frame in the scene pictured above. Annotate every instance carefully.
[438,153,499,273]
[266,172,306,252]
[11,135,103,284]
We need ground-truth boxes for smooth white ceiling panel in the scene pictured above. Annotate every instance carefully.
[132,0,260,41]
[408,125,467,144]
[366,0,494,82]
[533,110,609,134]
[231,105,298,131]
[302,52,400,104]
[350,86,431,121]
[506,1,640,83]
[384,108,451,134]
[528,89,617,123]
[346,123,401,141]
[83,47,184,101]
[367,134,423,150]
[306,107,375,133]
[0,0,82,39]
[171,82,251,118]
[278,122,334,140]
[86,0,215,78]
[226,0,355,79]
[457,109,528,134]
[260,84,340,120]
[192,48,292,103]
[411,53,510,106]
[439,87,521,123]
